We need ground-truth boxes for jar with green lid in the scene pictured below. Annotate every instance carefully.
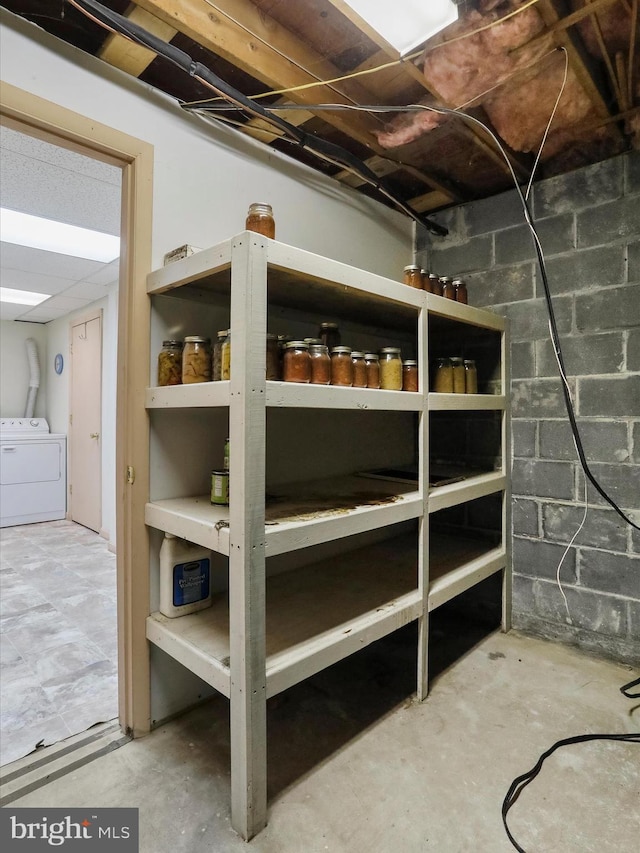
[157,340,183,387]
[246,202,275,238]
[364,353,380,389]
[182,336,211,384]
[379,347,403,390]
[432,357,453,393]
[450,356,466,393]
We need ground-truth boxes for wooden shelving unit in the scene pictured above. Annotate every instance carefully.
[144,232,510,839]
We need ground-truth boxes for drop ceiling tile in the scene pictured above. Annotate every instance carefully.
[0,267,77,296]
[82,259,121,286]
[0,302,27,321]
[40,295,93,312]
[62,281,111,300]
[0,243,106,281]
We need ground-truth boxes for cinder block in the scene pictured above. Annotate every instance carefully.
[540,245,625,295]
[577,196,640,248]
[536,332,624,377]
[579,375,640,417]
[581,463,640,511]
[512,420,537,457]
[511,377,573,419]
[579,548,640,598]
[513,498,539,536]
[499,296,572,342]
[512,574,628,638]
[542,502,628,552]
[633,422,640,464]
[512,459,574,499]
[627,600,640,642]
[464,188,523,236]
[627,328,640,372]
[533,156,623,218]
[625,150,640,195]
[512,536,577,581]
[430,234,493,276]
[466,263,535,308]
[628,241,640,283]
[511,341,535,378]
[539,419,630,464]
[576,284,640,332]
[496,214,574,265]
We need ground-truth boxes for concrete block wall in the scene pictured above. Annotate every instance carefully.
[417,151,639,663]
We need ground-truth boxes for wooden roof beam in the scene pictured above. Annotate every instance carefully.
[98,4,176,76]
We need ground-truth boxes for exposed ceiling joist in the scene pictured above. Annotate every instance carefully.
[98,3,176,75]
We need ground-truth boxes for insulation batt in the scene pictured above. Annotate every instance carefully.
[374,3,594,154]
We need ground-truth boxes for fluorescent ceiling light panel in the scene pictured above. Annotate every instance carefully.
[0,208,120,262]
[343,0,458,55]
[0,286,50,306]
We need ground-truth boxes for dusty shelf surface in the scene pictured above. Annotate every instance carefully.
[429,532,505,610]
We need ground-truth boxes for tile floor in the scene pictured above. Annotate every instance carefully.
[0,520,118,767]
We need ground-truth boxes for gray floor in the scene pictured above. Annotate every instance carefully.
[3,619,638,852]
[0,520,118,766]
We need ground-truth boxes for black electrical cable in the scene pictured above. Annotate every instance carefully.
[502,674,640,853]
[67,0,448,236]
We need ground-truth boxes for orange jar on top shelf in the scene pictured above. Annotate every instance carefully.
[245,203,275,239]
[283,341,311,383]
[331,346,353,386]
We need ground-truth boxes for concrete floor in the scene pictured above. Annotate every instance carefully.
[2,605,637,853]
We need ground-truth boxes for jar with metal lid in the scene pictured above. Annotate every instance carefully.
[304,337,323,346]
[429,274,442,296]
[402,360,419,392]
[421,270,431,292]
[182,336,212,384]
[283,341,311,383]
[379,347,403,390]
[309,344,331,385]
[351,351,367,388]
[266,333,279,380]
[221,330,231,381]
[330,346,353,386]
[157,340,183,387]
[440,277,455,300]
[319,322,341,352]
[212,329,227,381]
[450,356,465,393]
[245,202,275,239]
[453,278,468,304]
[364,353,380,389]
[403,264,422,289]
[464,359,478,394]
[432,357,453,393]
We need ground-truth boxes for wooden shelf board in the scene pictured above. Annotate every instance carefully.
[428,393,506,411]
[266,382,423,410]
[428,471,506,513]
[147,534,420,700]
[147,240,232,295]
[146,381,230,408]
[429,533,506,610]
[426,295,506,331]
[145,476,423,557]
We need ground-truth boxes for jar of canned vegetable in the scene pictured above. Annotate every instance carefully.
[379,347,403,390]
[157,340,183,386]
[182,336,212,384]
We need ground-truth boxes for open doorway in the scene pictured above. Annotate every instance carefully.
[0,125,122,766]
[0,83,154,769]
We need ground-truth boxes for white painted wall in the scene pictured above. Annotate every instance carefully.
[0,13,412,276]
[0,320,48,418]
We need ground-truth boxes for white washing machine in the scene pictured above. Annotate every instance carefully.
[0,418,67,528]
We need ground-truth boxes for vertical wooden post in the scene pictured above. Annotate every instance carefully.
[417,295,430,700]
[501,319,512,632]
[228,233,268,839]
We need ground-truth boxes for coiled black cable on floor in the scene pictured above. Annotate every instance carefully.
[502,676,640,853]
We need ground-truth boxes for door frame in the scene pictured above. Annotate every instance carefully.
[0,83,153,738]
[69,308,103,535]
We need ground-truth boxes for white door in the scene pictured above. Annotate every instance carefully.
[69,311,102,532]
